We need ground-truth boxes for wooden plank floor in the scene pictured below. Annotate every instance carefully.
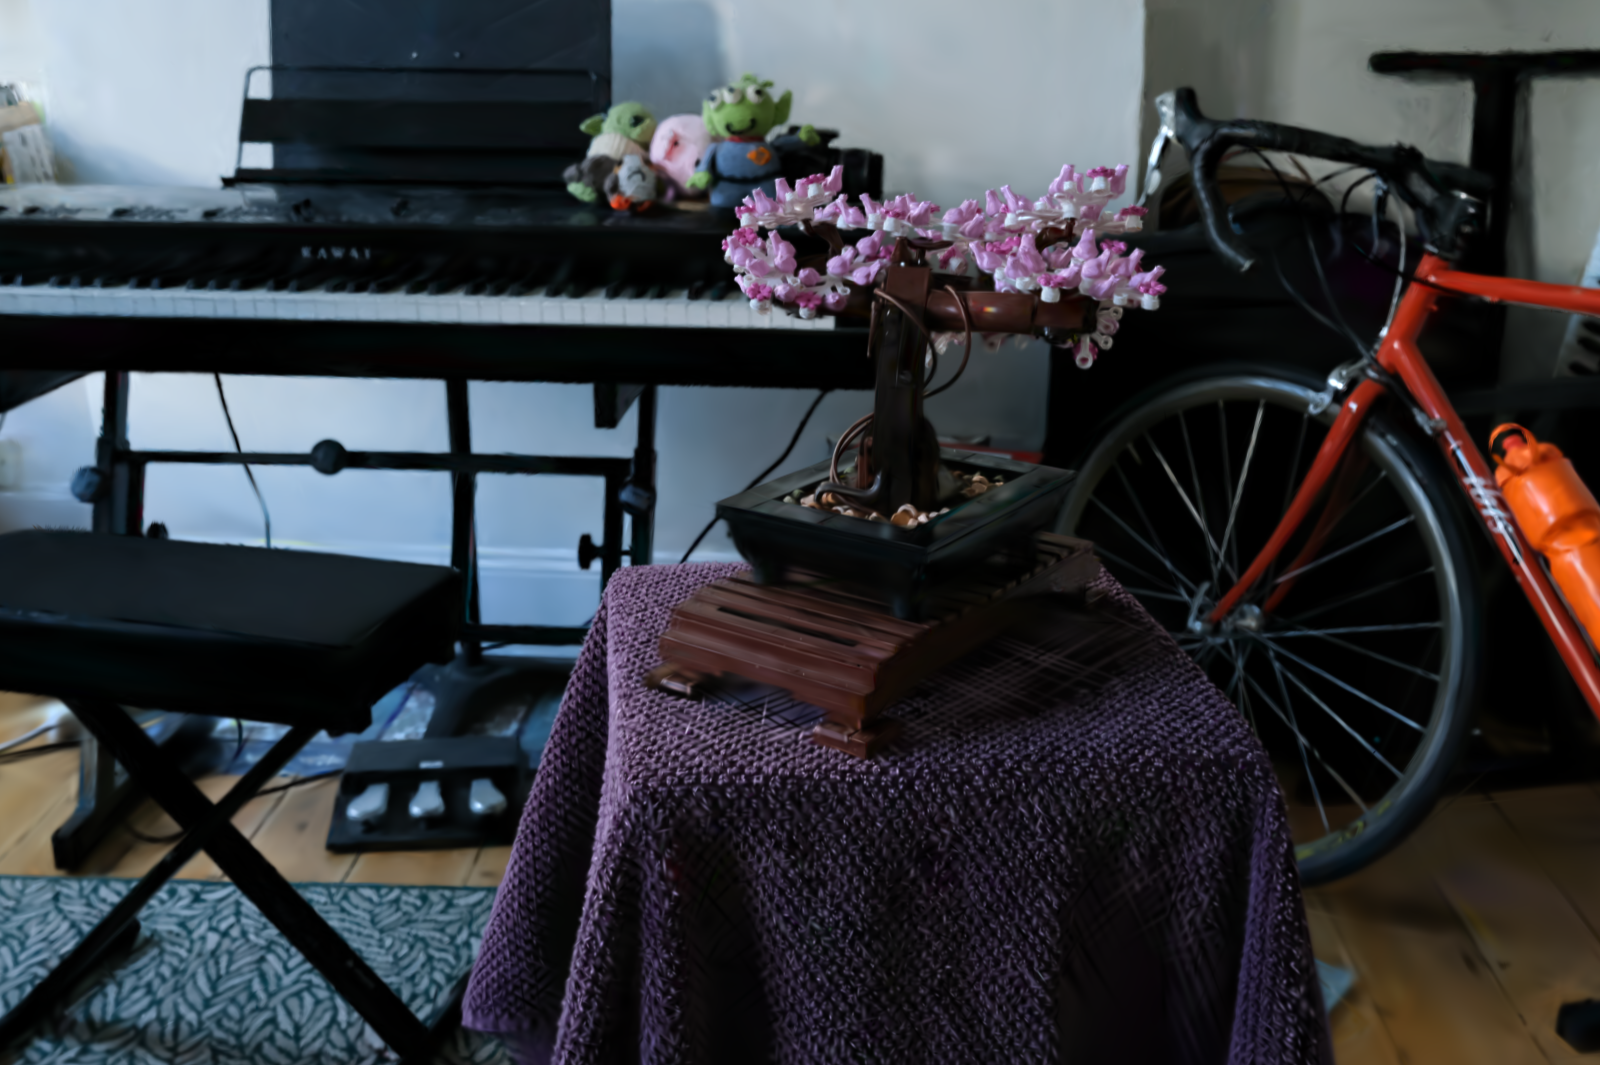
[10,695,1600,1060]
[0,694,511,891]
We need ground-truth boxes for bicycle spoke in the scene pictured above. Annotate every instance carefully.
[1219,401,1266,576]
[1268,645,1330,832]
[1093,483,1198,597]
[1259,624,1440,683]
[1287,568,1435,623]
[1281,412,1310,518]
[1094,546,1189,597]
[1146,433,1236,585]
[1334,467,1390,527]
[1123,586,1191,603]
[1240,667,1371,809]
[1253,635,1423,733]
[1269,622,1441,636]
[1178,409,1212,548]
[1272,515,1415,585]
[1226,643,1259,734]
[1218,401,1236,574]
[1113,457,1183,576]
[1265,658,1406,780]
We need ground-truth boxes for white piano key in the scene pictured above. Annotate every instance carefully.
[0,284,837,332]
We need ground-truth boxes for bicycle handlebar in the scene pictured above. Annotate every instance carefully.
[1162,87,1493,273]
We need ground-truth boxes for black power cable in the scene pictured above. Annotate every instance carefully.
[679,389,833,565]
[213,374,272,548]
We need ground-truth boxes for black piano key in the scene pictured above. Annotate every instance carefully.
[505,269,547,297]
[462,279,489,296]
[542,259,576,297]
[644,282,667,300]
[707,280,734,301]
[285,268,340,293]
[370,266,424,294]
[687,281,708,301]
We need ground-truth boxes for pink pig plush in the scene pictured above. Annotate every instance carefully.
[649,114,713,200]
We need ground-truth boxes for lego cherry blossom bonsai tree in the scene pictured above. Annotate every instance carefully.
[719,163,1166,526]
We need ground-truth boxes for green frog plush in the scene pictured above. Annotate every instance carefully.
[688,74,820,209]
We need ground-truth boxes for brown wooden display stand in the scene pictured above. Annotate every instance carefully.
[648,532,1102,757]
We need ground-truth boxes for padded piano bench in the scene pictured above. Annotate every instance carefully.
[0,530,461,1062]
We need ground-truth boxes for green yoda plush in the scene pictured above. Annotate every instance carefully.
[688,74,820,209]
[563,101,657,204]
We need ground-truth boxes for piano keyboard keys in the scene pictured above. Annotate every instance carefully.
[0,278,836,331]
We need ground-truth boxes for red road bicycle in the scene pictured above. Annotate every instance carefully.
[1059,89,1600,883]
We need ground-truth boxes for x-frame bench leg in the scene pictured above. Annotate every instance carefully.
[0,701,444,1063]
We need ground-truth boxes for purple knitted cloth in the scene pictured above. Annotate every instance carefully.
[463,563,1330,1064]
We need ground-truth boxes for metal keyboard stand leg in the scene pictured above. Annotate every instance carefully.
[625,385,657,567]
[53,371,216,870]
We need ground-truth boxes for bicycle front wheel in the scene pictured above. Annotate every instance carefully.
[1057,370,1479,885]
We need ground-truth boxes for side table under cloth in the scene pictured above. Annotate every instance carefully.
[462,563,1332,1065]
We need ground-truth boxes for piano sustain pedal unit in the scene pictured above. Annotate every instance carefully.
[326,735,531,853]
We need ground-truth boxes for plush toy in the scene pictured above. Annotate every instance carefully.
[649,114,712,200]
[688,74,820,209]
[563,101,657,205]
[604,155,660,212]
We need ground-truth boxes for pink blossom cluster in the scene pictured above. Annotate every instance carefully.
[733,166,848,230]
[726,161,1166,360]
[721,220,848,318]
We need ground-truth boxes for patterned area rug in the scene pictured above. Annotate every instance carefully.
[0,876,509,1064]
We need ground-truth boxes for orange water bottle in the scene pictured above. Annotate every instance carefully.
[1491,423,1600,648]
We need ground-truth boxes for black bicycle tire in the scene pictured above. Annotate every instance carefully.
[1057,368,1481,884]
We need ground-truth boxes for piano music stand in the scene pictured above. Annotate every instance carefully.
[0,531,462,1062]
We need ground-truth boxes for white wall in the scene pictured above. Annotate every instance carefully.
[30,0,270,185]
[1145,0,1600,381]
[0,0,1145,630]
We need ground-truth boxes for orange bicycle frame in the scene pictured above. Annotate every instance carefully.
[1206,254,1600,718]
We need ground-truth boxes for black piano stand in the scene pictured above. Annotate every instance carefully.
[52,371,657,869]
